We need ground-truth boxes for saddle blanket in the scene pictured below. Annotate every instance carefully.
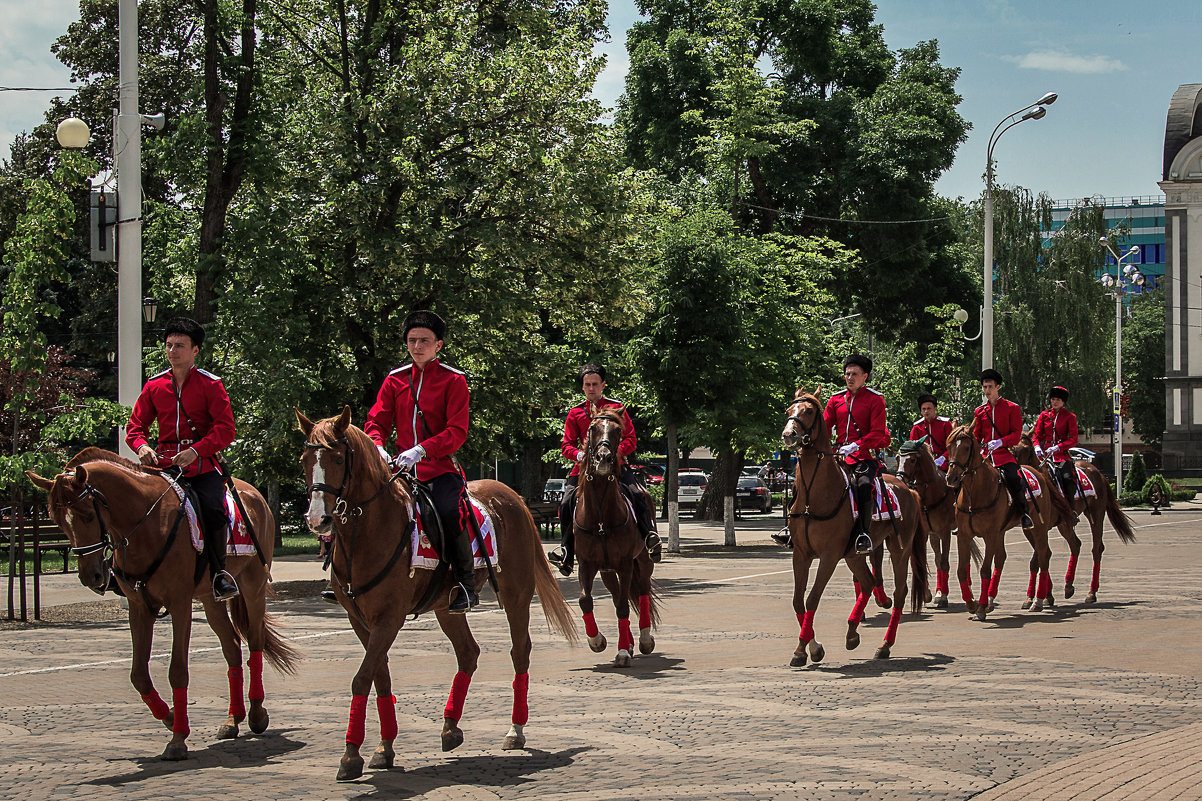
[1075,467,1097,498]
[166,480,255,555]
[847,478,903,523]
[1019,466,1043,499]
[410,497,497,571]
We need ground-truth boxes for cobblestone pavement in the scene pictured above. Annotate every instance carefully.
[3,507,1201,800]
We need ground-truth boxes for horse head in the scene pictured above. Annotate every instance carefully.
[1012,429,1037,468]
[781,388,827,452]
[298,405,356,533]
[897,436,931,488]
[943,425,980,489]
[584,407,626,481]
[26,464,111,593]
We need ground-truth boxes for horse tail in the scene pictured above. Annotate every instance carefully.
[969,537,983,568]
[522,506,580,645]
[909,522,928,617]
[1104,487,1137,545]
[228,590,302,675]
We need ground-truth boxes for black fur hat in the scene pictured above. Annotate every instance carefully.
[979,368,1004,386]
[402,310,447,341]
[917,393,937,408]
[162,317,205,348]
[843,353,873,374]
[1048,385,1069,402]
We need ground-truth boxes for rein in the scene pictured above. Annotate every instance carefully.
[783,398,850,552]
[575,416,626,537]
[945,434,1006,536]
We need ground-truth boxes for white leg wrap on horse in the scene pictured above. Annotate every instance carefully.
[807,639,823,658]
[639,627,653,645]
[588,634,604,651]
[506,723,524,740]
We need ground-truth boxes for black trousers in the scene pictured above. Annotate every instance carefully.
[850,460,879,535]
[558,469,654,543]
[418,473,475,583]
[183,471,229,573]
[998,463,1030,513]
[1054,461,1078,505]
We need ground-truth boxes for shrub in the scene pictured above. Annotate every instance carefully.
[1124,451,1147,495]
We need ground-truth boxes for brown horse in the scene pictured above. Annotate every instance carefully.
[1013,432,1135,604]
[27,448,297,761]
[897,439,961,608]
[572,407,659,667]
[297,407,577,781]
[944,426,1062,620]
[780,389,927,664]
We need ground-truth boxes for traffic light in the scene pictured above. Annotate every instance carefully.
[90,189,116,262]
[1120,393,1130,418]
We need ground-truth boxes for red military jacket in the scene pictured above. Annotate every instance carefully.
[823,387,890,466]
[909,416,953,459]
[973,398,1023,467]
[1032,408,1079,464]
[561,398,636,478]
[126,367,235,478]
[365,359,469,482]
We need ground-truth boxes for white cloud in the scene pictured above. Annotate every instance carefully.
[1005,50,1127,74]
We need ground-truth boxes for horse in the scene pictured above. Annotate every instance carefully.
[897,438,963,609]
[1013,432,1135,604]
[572,407,659,667]
[780,389,927,664]
[296,407,578,781]
[943,425,1063,620]
[26,448,297,761]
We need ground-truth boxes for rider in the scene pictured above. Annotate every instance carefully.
[365,310,478,613]
[973,369,1034,529]
[548,363,661,576]
[823,354,891,555]
[909,393,953,470]
[127,317,239,601]
[1032,385,1080,512]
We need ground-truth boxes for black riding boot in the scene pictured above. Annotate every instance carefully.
[549,504,576,576]
[205,524,239,601]
[853,481,874,554]
[1002,468,1035,529]
[627,488,662,562]
[447,527,480,613]
[1058,463,1079,522]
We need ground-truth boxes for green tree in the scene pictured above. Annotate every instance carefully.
[1124,450,1146,494]
[1122,290,1165,451]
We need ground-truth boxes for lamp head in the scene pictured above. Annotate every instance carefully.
[1021,107,1047,121]
[1128,245,1140,255]
[1099,236,1109,244]
[1038,92,1059,106]
[953,308,969,325]
[55,117,90,150]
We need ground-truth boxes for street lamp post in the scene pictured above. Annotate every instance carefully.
[1100,237,1143,494]
[983,92,1058,370]
[115,0,143,458]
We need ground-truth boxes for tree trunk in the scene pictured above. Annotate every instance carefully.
[696,450,744,527]
[518,439,552,503]
[666,422,680,553]
[266,478,281,547]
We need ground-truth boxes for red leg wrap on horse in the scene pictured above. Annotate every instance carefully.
[172,686,190,735]
[1065,554,1079,585]
[884,606,903,645]
[847,589,869,625]
[141,691,170,720]
[799,610,816,643]
[443,671,472,722]
[959,578,973,604]
[977,584,989,609]
[346,694,368,746]
[248,650,265,701]
[989,569,1002,599]
[638,595,651,630]
[1090,560,1101,594]
[1026,571,1037,597]
[872,584,890,606]
[618,618,633,652]
[937,570,949,595]
[377,695,398,741]
[583,612,599,638]
[512,673,530,726]
[1038,570,1051,599]
[227,665,246,719]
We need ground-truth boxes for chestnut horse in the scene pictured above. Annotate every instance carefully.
[27,448,297,761]
[897,438,962,609]
[1013,432,1135,604]
[944,425,1062,620]
[780,390,927,664]
[572,407,659,667]
[297,407,577,781]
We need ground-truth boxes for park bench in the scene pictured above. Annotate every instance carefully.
[525,500,560,540]
[3,507,74,621]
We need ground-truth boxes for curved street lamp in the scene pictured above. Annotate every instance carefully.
[1099,237,1143,493]
[983,91,1058,370]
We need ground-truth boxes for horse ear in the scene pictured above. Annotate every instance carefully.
[336,405,352,433]
[71,466,89,487]
[25,471,54,492]
[295,408,315,437]
[814,385,824,402]
[793,386,806,400]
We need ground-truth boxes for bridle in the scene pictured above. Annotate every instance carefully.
[582,416,621,484]
[781,397,849,548]
[943,432,981,482]
[784,397,823,450]
[304,436,404,524]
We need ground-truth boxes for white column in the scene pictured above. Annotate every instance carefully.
[116,0,142,457]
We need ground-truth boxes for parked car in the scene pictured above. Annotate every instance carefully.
[543,478,567,502]
[1069,447,1096,463]
[634,463,666,485]
[675,472,708,514]
[736,477,774,514]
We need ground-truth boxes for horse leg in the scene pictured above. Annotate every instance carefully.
[974,539,996,621]
[501,585,533,750]
[870,545,891,609]
[796,556,841,666]
[200,598,245,740]
[1060,520,1082,599]
[790,553,813,667]
[635,560,655,655]
[875,539,911,659]
[127,602,173,731]
[239,567,271,734]
[434,610,481,752]
[844,556,876,652]
[579,566,606,653]
[931,530,951,608]
[162,601,194,761]
[1087,510,1106,603]
[1022,551,1038,611]
[607,563,636,667]
[368,662,398,770]
[338,618,400,781]
[955,527,978,614]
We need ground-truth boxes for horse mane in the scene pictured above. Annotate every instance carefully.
[947,423,975,445]
[311,416,396,491]
[65,447,158,476]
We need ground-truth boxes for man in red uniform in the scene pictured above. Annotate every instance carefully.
[365,310,477,612]
[127,317,239,600]
[909,393,953,469]
[824,353,891,555]
[1032,385,1080,511]
[973,369,1034,529]
[548,363,660,576]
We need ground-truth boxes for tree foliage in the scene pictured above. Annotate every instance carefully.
[1121,289,1165,450]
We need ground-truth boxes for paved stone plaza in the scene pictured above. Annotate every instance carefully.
[3,507,1201,800]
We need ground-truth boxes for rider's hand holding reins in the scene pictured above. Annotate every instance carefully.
[986,439,1002,452]
[837,442,859,458]
[171,447,198,467]
[136,444,161,466]
[396,445,425,470]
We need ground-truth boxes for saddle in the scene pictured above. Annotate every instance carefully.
[165,476,254,555]
[410,492,498,573]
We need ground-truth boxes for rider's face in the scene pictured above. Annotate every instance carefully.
[165,334,198,372]
[844,366,867,393]
[582,373,606,403]
[406,327,443,368]
[1049,397,1065,410]
[981,380,1000,402]
[920,402,937,421]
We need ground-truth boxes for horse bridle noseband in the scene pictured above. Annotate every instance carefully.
[582,416,621,484]
[784,397,822,449]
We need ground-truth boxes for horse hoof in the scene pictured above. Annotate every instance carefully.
[874,644,891,659]
[442,724,464,752]
[161,741,188,761]
[639,628,655,655]
[931,595,948,609]
[216,722,239,740]
[248,705,269,734]
[367,748,395,770]
[1085,593,1097,604]
[1033,599,1044,612]
[965,598,978,614]
[975,608,988,622]
[337,756,365,781]
[1021,598,1034,611]
[875,594,892,609]
[502,725,526,750]
[1045,593,1056,608]
[588,633,607,653]
[807,641,825,663]
[1064,583,1075,599]
[846,630,861,651]
[789,651,807,668]
[614,649,632,668]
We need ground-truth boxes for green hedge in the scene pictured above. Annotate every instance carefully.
[1115,473,1196,507]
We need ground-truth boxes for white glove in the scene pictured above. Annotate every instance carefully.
[837,442,859,457]
[396,445,425,470]
[986,439,1002,452]
[934,455,947,469]
[1035,445,1045,458]
[575,451,585,462]
[377,445,392,465]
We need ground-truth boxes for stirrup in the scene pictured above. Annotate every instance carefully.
[547,546,567,566]
[1021,513,1035,529]
[320,588,338,604]
[644,531,661,551]
[212,570,240,602]
[854,532,873,555]
[771,531,792,547]
[448,582,479,614]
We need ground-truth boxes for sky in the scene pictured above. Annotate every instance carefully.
[3,0,1201,204]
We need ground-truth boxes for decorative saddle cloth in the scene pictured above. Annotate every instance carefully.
[1019,466,1043,498]
[846,476,903,523]
[410,496,497,571]
[165,479,255,555]
[1074,467,1097,497]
